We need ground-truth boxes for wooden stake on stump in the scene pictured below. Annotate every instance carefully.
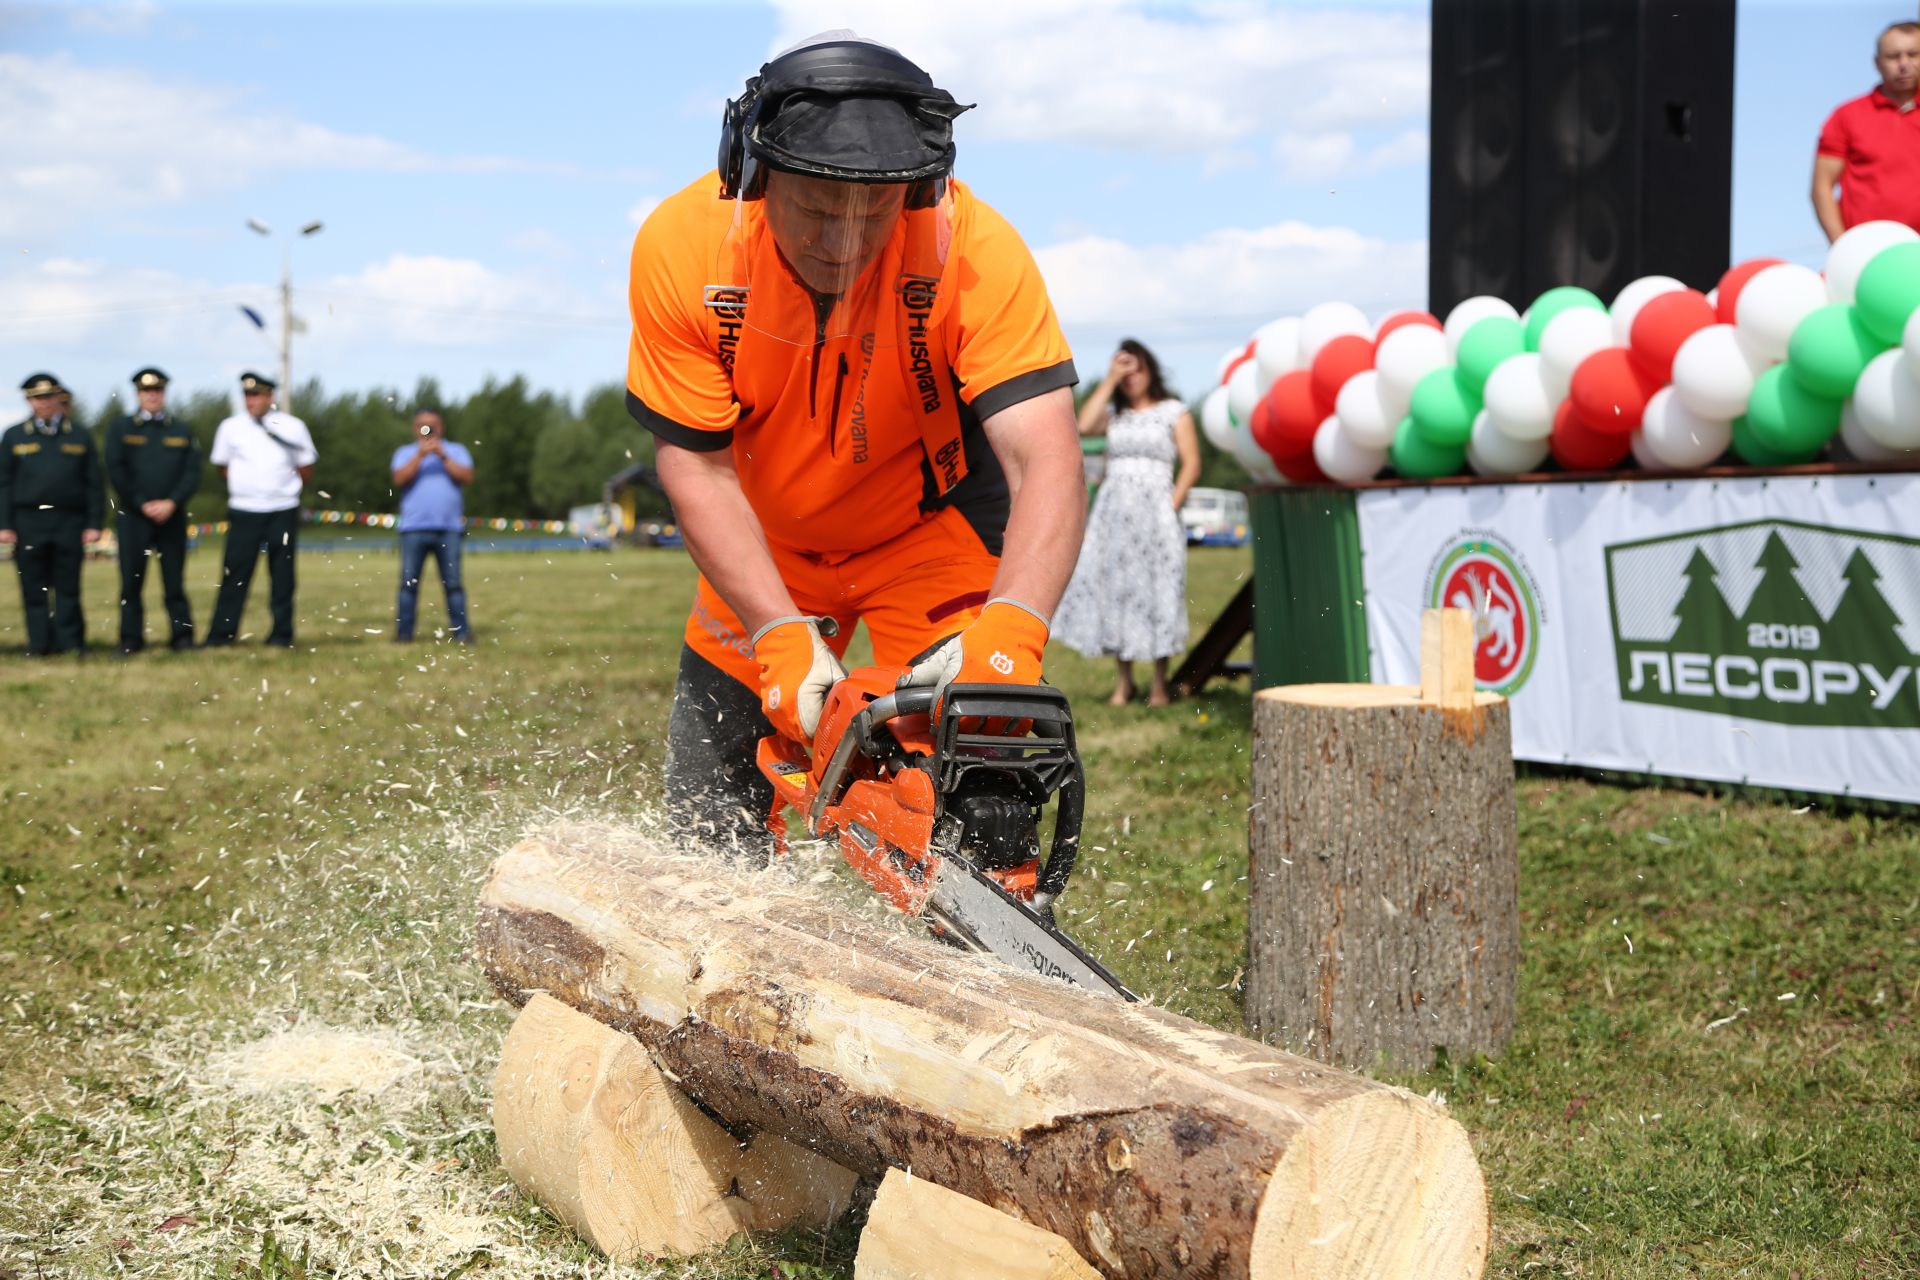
[1245,608,1519,1072]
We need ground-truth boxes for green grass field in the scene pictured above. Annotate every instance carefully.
[0,542,1914,1278]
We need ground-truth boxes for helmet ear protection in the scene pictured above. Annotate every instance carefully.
[716,39,966,210]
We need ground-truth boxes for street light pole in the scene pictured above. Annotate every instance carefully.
[246,217,325,409]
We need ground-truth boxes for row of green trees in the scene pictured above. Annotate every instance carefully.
[55,377,669,525]
[49,377,1249,525]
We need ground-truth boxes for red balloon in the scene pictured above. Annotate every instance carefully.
[1309,334,1375,415]
[1277,442,1328,484]
[1714,257,1786,326]
[1550,399,1632,471]
[1373,310,1441,354]
[1568,347,1661,435]
[1261,369,1323,458]
[1249,393,1281,457]
[1629,288,1715,383]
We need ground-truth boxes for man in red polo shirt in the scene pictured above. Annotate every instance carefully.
[1814,21,1920,241]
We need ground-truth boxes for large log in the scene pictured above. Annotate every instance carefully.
[476,824,1488,1280]
[1244,678,1519,1071]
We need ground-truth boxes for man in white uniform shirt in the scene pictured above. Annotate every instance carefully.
[206,371,317,648]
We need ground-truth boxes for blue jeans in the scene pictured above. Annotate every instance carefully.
[396,529,469,639]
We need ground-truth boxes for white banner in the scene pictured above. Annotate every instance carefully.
[1356,474,1920,805]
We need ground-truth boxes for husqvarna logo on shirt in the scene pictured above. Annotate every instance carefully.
[703,285,749,371]
[900,274,941,415]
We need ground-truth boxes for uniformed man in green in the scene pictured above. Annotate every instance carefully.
[0,373,104,656]
[104,367,200,652]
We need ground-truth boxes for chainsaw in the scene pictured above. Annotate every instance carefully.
[756,666,1135,1001]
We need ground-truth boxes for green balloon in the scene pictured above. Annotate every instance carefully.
[1390,415,1467,478]
[1408,366,1481,447]
[1731,413,1822,467]
[1786,302,1888,400]
[1745,364,1841,456]
[1853,241,1920,344]
[1454,316,1528,396]
[1524,286,1606,351]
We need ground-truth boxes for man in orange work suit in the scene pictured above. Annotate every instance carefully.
[626,31,1086,854]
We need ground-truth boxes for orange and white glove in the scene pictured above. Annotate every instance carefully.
[896,598,1049,715]
[752,616,847,744]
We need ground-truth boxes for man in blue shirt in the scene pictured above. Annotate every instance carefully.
[390,409,475,643]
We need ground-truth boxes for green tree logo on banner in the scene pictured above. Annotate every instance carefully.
[1606,520,1920,729]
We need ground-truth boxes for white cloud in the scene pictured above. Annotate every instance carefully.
[626,195,664,227]
[1276,126,1427,183]
[1034,219,1427,339]
[303,254,613,350]
[767,1,1427,164]
[68,0,161,35]
[0,53,638,239]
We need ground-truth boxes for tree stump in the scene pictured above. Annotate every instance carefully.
[1245,663,1519,1072]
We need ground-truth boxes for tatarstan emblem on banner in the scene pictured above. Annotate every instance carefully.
[1606,519,1920,729]
[1423,532,1544,695]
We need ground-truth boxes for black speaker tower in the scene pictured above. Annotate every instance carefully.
[1428,0,1736,318]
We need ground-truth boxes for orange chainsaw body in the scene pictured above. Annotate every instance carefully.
[755,666,1039,916]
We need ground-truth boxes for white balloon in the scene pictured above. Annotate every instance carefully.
[1630,428,1665,471]
[1443,295,1520,357]
[1537,306,1616,402]
[1297,301,1371,367]
[1312,414,1385,485]
[1610,275,1687,346]
[1671,323,1768,420]
[1334,370,1397,449]
[1226,358,1260,428]
[1901,304,1920,369]
[1735,262,1828,362]
[1374,323,1449,419]
[1214,344,1250,386]
[1229,421,1285,484]
[1837,397,1912,462]
[1641,386,1732,469]
[1824,219,1920,304]
[1850,347,1920,450]
[1705,288,1719,311]
[1200,385,1236,453]
[1482,351,1557,442]
[1467,408,1549,475]
[1252,316,1304,394]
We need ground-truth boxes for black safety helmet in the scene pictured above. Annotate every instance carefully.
[717,35,972,208]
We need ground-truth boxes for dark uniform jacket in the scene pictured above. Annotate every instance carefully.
[0,419,104,530]
[104,414,201,516]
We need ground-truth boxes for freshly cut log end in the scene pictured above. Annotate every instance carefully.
[855,1167,1101,1280]
[477,823,1491,1280]
[491,993,853,1261]
[1253,1090,1488,1279]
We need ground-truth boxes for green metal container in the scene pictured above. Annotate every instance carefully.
[1249,487,1371,687]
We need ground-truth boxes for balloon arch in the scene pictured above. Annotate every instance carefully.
[1202,220,1920,487]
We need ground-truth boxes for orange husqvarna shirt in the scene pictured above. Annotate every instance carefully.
[625,171,1076,556]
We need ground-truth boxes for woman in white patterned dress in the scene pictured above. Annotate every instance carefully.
[1053,340,1202,706]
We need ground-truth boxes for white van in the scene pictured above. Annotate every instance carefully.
[1178,487,1250,546]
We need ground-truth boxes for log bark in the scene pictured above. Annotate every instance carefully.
[476,823,1489,1280]
[1245,684,1519,1071]
[856,1167,1101,1280]
[492,993,854,1260]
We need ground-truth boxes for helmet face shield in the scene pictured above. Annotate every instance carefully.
[764,172,907,297]
[718,168,953,347]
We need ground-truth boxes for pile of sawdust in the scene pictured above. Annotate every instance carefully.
[202,1023,428,1101]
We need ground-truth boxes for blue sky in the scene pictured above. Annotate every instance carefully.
[0,0,1901,417]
